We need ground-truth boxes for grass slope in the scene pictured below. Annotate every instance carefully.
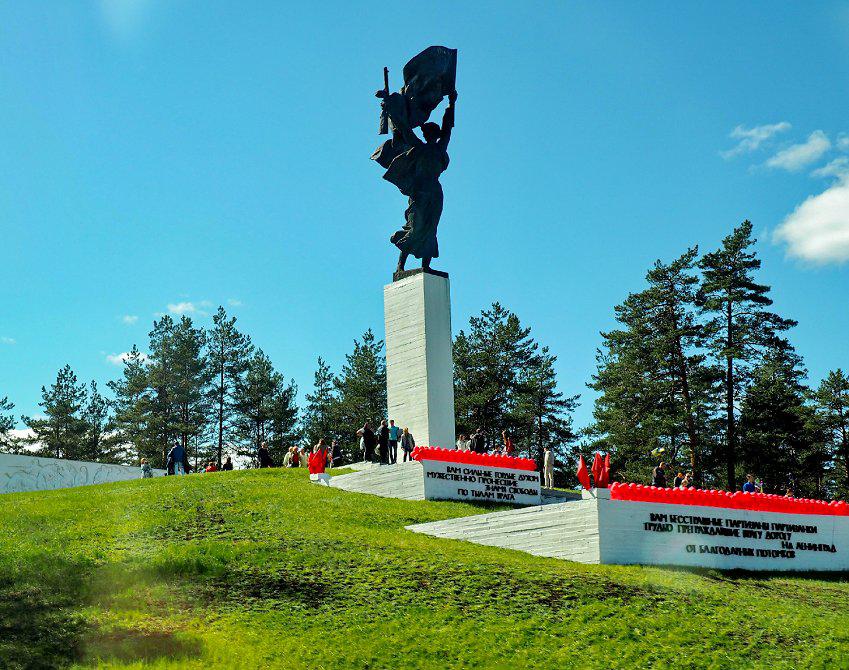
[1,469,848,669]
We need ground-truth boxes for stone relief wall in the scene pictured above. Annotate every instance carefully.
[0,453,165,494]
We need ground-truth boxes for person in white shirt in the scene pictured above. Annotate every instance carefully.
[543,446,554,488]
[456,434,471,451]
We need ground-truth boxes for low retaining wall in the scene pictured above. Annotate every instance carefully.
[0,453,164,494]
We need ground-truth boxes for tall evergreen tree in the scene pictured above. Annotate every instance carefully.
[267,378,299,463]
[0,396,16,452]
[170,316,211,463]
[146,316,178,465]
[815,369,849,494]
[739,340,825,495]
[333,330,386,443]
[513,346,578,464]
[80,380,120,463]
[108,346,157,465]
[234,350,283,463]
[453,303,538,446]
[207,306,253,467]
[302,357,340,449]
[22,365,87,459]
[590,250,720,484]
[698,221,795,490]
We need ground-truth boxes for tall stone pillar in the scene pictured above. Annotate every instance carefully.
[384,268,456,450]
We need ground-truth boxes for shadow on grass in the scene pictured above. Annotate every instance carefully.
[644,563,849,584]
[83,627,203,664]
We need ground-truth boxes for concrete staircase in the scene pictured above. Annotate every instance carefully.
[407,498,601,563]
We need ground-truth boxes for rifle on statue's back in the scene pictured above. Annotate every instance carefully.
[378,67,389,135]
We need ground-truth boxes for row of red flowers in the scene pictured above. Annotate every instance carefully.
[411,446,537,471]
[609,481,849,516]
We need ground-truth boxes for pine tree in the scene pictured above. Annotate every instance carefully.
[207,306,253,467]
[333,330,386,444]
[108,346,157,465]
[590,249,721,485]
[815,369,849,494]
[234,350,282,463]
[302,357,340,449]
[80,380,121,463]
[739,340,825,495]
[267,378,299,464]
[146,316,178,465]
[171,316,211,465]
[698,221,796,490]
[513,346,578,465]
[22,365,87,459]
[453,303,538,447]
[0,396,16,452]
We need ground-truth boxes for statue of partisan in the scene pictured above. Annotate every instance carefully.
[372,46,457,275]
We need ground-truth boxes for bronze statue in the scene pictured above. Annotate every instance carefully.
[372,47,457,275]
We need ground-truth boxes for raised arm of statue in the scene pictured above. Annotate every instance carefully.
[439,90,457,148]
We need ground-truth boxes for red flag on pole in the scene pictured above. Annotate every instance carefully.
[591,452,603,487]
[577,455,592,490]
[597,453,611,489]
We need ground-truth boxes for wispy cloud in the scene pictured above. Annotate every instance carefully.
[106,351,150,365]
[166,300,212,317]
[1,336,15,345]
[765,130,831,171]
[774,174,849,264]
[98,0,154,43]
[838,134,849,152]
[721,122,791,159]
[121,314,139,325]
[227,298,243,307]
[811,157,849,179]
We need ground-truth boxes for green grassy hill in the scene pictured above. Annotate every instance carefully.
[1,469,848,669]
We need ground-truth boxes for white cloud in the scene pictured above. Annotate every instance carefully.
[774,175,849,263]
[227,298,242,307]
[721,122,791,159]
[106,351,149,365]
[98,0,154,43]
[121,314,139,325]
[838,134,849,151]
[765,130,831,171]
[166,300,211,317]
[1,336,15,345]
[811,157,849,179]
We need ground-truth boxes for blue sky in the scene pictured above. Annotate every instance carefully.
[2,1,848,434]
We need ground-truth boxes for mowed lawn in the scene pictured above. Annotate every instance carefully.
[1,469,849,669]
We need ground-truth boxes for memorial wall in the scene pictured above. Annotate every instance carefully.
[0,453,164,495]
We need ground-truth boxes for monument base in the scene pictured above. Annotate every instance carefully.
[384,268,456,450]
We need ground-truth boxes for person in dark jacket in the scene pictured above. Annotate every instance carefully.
[222,455,234,471]
[360,423,377,462]
[258,441,274,468]
[651,462,667,488]
[377,420,390,464]
[470,428,487,454]
[168,442,186,476]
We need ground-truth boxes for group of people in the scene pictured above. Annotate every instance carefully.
[141,444,235,478]
[650,462,793,497]
[358,419,415,464]
[455,429,516,457]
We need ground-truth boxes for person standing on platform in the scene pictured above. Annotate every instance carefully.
[673,472,684,488]
[331,439,342,468]
[456,434,471,451]
[470,428,486,454]
[543,446,554,488]
[388,419,400,464]
[401,427,416,461]
[502,430,515,457]
[651,461,666,488]
[743,473,759,493]
[378,419,390,464]
[359,423,377,462]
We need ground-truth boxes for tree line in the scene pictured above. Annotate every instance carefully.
[0,304,576,470]
[588,221,849,497]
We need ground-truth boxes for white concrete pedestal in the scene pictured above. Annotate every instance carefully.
[384,269,456,450]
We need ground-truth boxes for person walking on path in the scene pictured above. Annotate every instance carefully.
[543,446,554,488]
[168,442,187,476]
[140,458,153,479]
[401,427,416,462]
[651,461,667,488]
[359,423,377,462]
[378,420,390,465]
[388,419,400,464]
[258,441,274,469]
